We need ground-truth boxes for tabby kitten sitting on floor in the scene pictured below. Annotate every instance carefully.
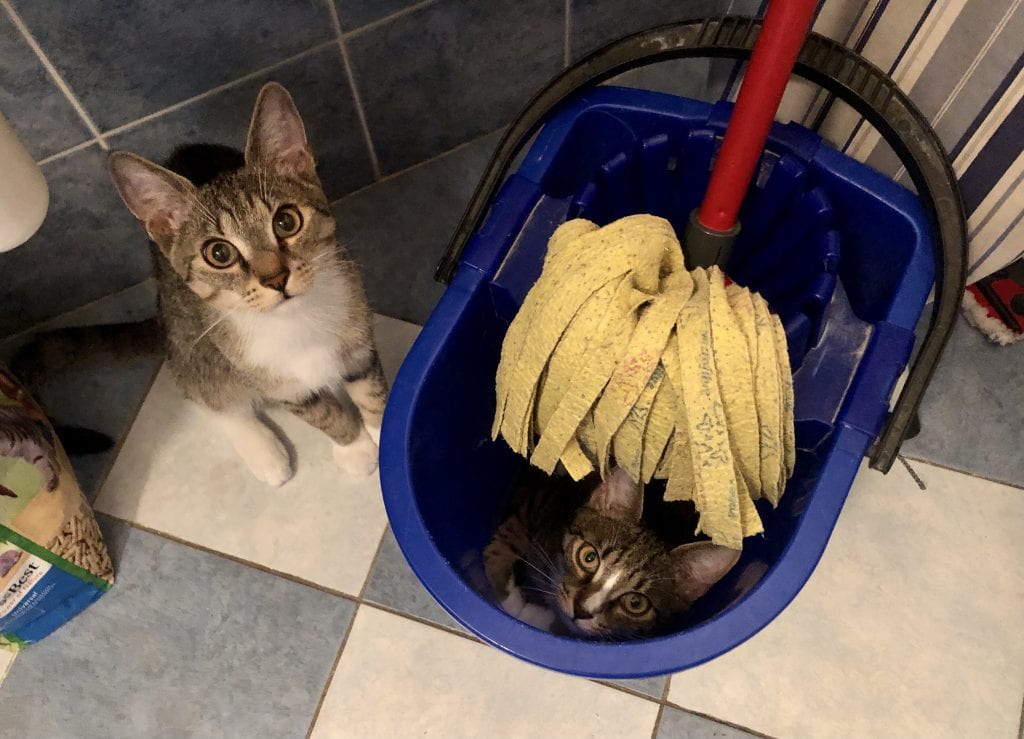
[484,466,739,639]
[105,82,387,485]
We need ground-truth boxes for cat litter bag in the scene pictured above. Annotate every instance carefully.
[0,366,113,650]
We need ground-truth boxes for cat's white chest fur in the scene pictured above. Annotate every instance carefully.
[231,300,343,400]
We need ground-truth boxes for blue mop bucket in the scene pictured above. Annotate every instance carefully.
[380,18,966,678]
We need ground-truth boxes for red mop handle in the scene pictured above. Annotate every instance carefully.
[698,0,818,232]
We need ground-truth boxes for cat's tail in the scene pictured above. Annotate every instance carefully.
[10,318,164,455]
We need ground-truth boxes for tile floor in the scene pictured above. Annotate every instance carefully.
[1,132,1023,738]
[2,308,1022,738]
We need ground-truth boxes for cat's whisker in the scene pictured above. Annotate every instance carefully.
[189,301,245,353]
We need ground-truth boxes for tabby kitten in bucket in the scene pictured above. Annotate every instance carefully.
[484,467,739,639]
[102,82,386,484]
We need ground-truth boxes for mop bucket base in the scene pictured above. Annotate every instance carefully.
[381,87,934,678]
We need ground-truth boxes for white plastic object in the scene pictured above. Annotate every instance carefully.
[0,111,49,253]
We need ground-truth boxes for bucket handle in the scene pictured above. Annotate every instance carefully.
[434,16,967,474]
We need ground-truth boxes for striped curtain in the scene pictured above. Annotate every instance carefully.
[737,0,1024,284]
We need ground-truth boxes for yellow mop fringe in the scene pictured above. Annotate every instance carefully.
[492,214,796,549]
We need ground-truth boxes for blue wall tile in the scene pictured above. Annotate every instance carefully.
[10,0,334,130]
[333,132,497,323]
[334,0,420,32]
[0,10,91,159]
[0,146,147,337]
[347,0,563,174]
[108,46,375,201]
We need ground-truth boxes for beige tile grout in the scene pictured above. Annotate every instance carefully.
[35,138,102,166]
[100,41,338,141]
[2,0,108,149]
[342,0,438,40]
[326,1,382,180]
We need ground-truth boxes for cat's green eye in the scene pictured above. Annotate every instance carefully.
[202,239,238,269]
[575,543,599,573]
[620,592,650,616]
[273,205,303,238]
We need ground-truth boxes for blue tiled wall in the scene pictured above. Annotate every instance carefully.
[0,0,748,336]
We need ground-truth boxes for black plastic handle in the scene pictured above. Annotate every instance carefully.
[435,16,967,474]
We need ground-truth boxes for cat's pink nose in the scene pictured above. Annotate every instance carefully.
[260,269,289,292]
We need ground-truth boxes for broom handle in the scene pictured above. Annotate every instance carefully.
[697,0,818,232]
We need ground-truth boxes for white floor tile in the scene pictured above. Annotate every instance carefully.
[669,460,1024,738]
[0,651,14,686]
[94,316,419,595]
[313,606,660,738]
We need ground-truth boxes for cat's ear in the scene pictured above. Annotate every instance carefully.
[245,82,317,182]
[586,467,643,523]
[107,151,196,248]
[669,542,740,602]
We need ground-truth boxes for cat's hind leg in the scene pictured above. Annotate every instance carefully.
[285,391,377,476]
[216,406,293,486]
[340,347,388,445]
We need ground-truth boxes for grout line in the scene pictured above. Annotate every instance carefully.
[663,698,777,739]
[897,455,928,491]
[326,1,382,180]
[563,0,572,67]
[304,603,359,739]
[342,0,438,40]
[650,704,665,739]
[1018,691,1023,739]
[330,125,503,204]
[1,1,108,149]
[108,511,687,711]
[86,359,164,506]
[103,513,361,600]
[649,675,670,736]
[355,524,388,600]
[361,601,480,644]
[0,278,156,344]
[35,138,101,166]
[100,41,337,140]
[0,652,16,685]
[900,455,1024,492]
[594,679,665,705]
[103,513,476,642]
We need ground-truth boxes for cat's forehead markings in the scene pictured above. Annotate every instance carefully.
[583,570,622,613]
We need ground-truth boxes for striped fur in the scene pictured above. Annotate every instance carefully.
[484,467,739,639]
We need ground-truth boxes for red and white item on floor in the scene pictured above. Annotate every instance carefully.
[962,256,1024,345]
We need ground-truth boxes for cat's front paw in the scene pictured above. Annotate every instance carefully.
[246,438,293,487]
[332,427,378,477]
[500,579,527,617]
